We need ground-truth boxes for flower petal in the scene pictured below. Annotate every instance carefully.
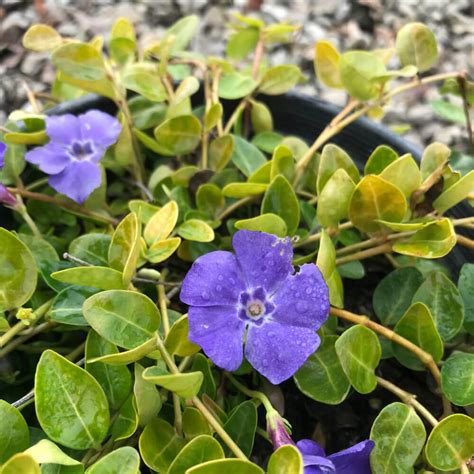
[0,142,6,168]
[232,230,293,293]
[0,184,17,206]
[48,160,101,204]
[180,250,246,307]
[188,305,245,371]
[245,321,320,384]
[45,114,81,145]
[271,263,329,329]
[327,440,375,474]
[296,439,326,458]
[25,143,71,174]
[79,110,121,148]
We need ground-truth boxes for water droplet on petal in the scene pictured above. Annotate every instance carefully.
[305,287,312,295]
[216,284,223,292]
[201,291,210,301]
[296,301,308,313]
[217,274,224,281]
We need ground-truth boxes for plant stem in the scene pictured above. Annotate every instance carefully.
[217,196,255,221]
[457,73,474,147]
[376,376,438,427]
[223,100,248,135]
[158,270,171,337]
[7,187,118,225]
[293,221,354,249]
[252,35,265,79]
[457,234,474,250]
[16,199,42,237]
[225,373,274,413]
[335,242,392,266]
[154,334,247,459]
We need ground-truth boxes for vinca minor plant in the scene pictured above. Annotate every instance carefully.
[0,13,473,474]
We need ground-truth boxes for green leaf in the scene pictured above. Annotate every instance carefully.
[294,335,350,404]
[0,453,40,474]
[231,135,267,177]
[270,145,294,182]
[222,182,268,198]
[139,418,185,472]
[209,135,234,172]
[83,290,160,349]
[396,22,438,72]
[51,267,125,291]
[85,447,140,474]
[4,129,48,146]
[221,401,257,457]
[235,214,288,237]
[364,145,399,175]
[373,267,424,325]
[0,400,29,463]
[168,435,225,474]
[316,230,343,308]
[433,170,474,213]
[108,213,140,286]
[261,175,300,235]
[49,286,95,326]
[35,350,109,450]
[178,219,215,243]
[165,315,200,356]
[204,103,223,132]
[425,414,474,471]
[252,132,283,153]
[348,175,407,233]
[441,352,474,406]
[186,459,264,474]
[379,153,421,197]
[153,115,202,156]
[393,218,457,259]
[0,228,37,311]
[432,99,466,124]
[147,237,182,264]
[192,354,217,399]
[392,302,443,370]
[85,330,132,410]
[226,28,259,60]
[163,15,199,54]
[335,325,381,394]
[412,271,464,341]
[134,363,162,427]
[258,65,300,95]
[122,65,166,102]
[458,263,474,335]
[218,73,258,99]
[183,407,212,439]
[144,200,179,246]
[339,51,386,100]
[109,18,136,66]
[196,184,224,218]
[88,338,157,366]
[52,42,106,81]
[317,144,359,194]
[142,367,203,398]
[338,260,365,279]
[267,445,303,474]
[0,136,26,184]
[69,233,111,266]
[370,402,426,474]
[25,439,81,467]
[317,168,355,228]
[23,24,62,52]
[314,40,343,89]
[250,101,273,133]
[420,142,450,182]
[111,394,139,441]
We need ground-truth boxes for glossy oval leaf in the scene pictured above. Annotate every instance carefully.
[165,315,200,357]
[294,335,350,404]
[392,302,443,370]
[177,219,215,243]
[433,170,474,213]
[231,135,267,177]
[364,145,398,175]
[0,400,29,463]
[222,182,268,199]
[0,227,37,311]
[218,73,258,99]
[85,446,140,474]
[379,154,421,197]
[35,350,109,450]
[142,367,203,399]
[458,263,474,335]
[134,363,162,427]
[182,407,212,439]
[441,352,474,406]
[412,271,464,341]
[267,445,304,474]
[144,200,178,246]
[154,115,201,156]
[348,175,407,233]
[69,233,111,266]
[49,286,96,326]
[258,65,300,95]
[425,414,474,471]
[0,453,40,474]
[122,67,166,102]
[221,400,257,457]
[314,40,343,89]
[235,213,287,238]
[146,237,182,264]
[420,142,450,182]
[23,24,62,52]
[111,394,139,441]
[88,338,157,366]
[83,290,160,349]
[335,325,381,394]
[370,402,426,474]
[51,266,125,291]
[187,459,264,474]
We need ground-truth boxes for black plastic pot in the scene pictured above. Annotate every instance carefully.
[45,91,472,273]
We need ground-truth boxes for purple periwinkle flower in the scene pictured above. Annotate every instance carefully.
[0,184,17,207]
[180,230,330,384]
[25,111,121,204]
[0,141,6,168]
[296,439,374,474]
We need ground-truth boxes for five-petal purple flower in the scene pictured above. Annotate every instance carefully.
[296,439,374,474]
[180,230,330,384]
[25,110,121,204]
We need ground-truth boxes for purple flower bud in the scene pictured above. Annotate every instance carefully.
[0,184,18,207]
[266,410,295,450]
[25,110,121,204]
[180,230,330,384]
